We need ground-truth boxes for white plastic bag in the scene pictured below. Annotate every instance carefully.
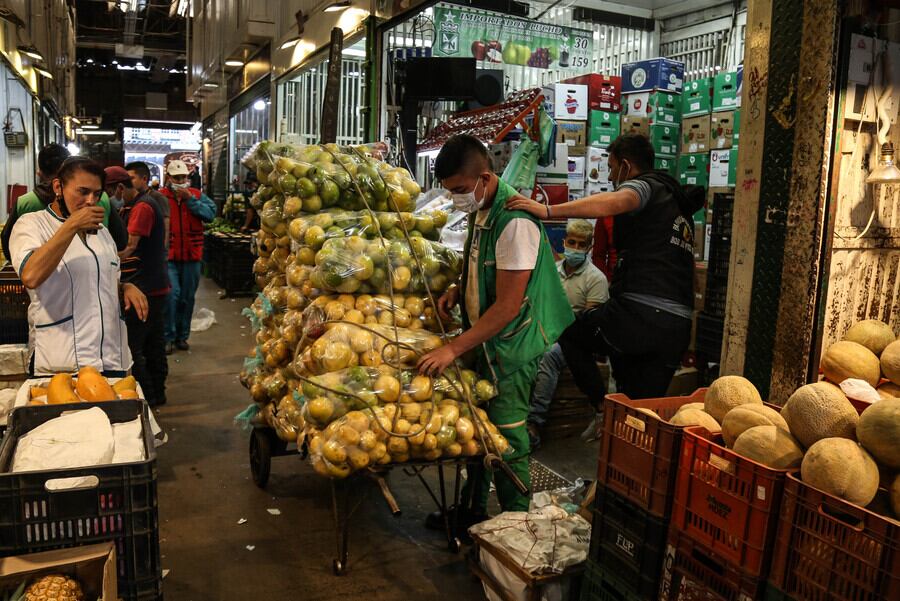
[839,378,882,404]
[12,407,115,473]
[191,308,217,332]
[0,388,16,425]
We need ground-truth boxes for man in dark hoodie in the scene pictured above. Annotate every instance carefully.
[507,133,703,409]
[1,144,127,260]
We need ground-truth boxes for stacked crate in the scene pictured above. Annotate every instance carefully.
[581,389,705,601]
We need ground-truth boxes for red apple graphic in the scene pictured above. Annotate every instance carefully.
[486,41,502,63]
[471,41,487,60]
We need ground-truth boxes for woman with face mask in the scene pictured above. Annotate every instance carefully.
[9,157,148,376]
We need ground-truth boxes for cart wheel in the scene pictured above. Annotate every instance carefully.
[332,559,346,576]
[250,428,272,488]
[449,537,461,553]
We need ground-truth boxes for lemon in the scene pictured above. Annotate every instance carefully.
[409,376,433,402]
[349,329,373,353]
[337,424,361,446]
[392,266,412,291]
[405,297,425,317]
[322,342,354,371]
[348,448,370,470]
[304,225,326,249]
[369,442,387,462]
[375,374,401,402]
[358,429,377,451]
[322,440,347,464]
[345,309,365,325]
[344,411,370,432]
[308,397,334,423]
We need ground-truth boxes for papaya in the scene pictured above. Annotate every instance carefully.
[47,373,80,404]
[75,366,116,402]
[112,375,137,394]
[30,386,48,399]
[117,389,139,400]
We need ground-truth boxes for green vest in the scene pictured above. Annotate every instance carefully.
[16,190,112,227]
[461,179,575,376]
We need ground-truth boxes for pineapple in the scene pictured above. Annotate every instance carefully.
[23,574,84,601]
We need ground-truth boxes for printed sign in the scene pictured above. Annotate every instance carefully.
[433,4,593,70]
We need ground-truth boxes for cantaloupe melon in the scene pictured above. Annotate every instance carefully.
[675,402,705,414]
[636,408,660,419]
[891,474,900,520]
[721,405,790,447]
[877,382,900,401]
[781,382,858,448]
[669,408,720,431]
[856,398,900,469]
[733,425,804,469]
[801,438,879,506]
[704,376,762,423]
[881,340,900,385]
[843,319,896,356]
[820,340,881,387]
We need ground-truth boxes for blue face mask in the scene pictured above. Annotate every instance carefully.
[563,248,588,267]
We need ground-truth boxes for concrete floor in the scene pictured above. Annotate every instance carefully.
[155,278,600,600]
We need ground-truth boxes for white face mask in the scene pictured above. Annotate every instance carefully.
[171,181,189,190]
[450,177,486,213]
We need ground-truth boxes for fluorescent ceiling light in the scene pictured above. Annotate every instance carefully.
[235,129,259,134]
[324,1,351,12]
[76,129,116,135]
[33,66,53,79]
[342,47,366,58]
[225,59,244,67]
[86,58,94,64]
[82,124,100,129]
[66,143,80,154]
[203,82,219,88]
[71,117,81,124]
[17,44,44,61]
[253,99,266,110]
[280,37,300,50]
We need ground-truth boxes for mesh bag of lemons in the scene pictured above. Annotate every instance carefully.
[299,365,497,428]
[293,321,445,376]
[309,236,461,295]
[288,209,448,253]
[306,384,507,478]
[299,292,457,335]
[244,141,421,214]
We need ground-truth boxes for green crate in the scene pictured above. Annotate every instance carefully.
[655,156,676,177]
[678,153,710,188]
[733,109,741,144]
[588,110,621,148]
[648,123,680,158]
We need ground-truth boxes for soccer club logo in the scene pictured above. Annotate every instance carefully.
[631,67,648,89]
[439,12,460,55]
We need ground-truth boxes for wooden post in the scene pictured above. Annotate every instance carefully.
[722,0,840,402]
[320,27,344,144]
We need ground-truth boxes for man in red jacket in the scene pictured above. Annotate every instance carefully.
[160,160,216,354]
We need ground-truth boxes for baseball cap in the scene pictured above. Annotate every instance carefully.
[167,160,189,176]
[104,166,132,185]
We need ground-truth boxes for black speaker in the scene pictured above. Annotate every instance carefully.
[469,69,505,108]
[403,57,476,100]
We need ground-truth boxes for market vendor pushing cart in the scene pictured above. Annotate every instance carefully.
[418,134,574,523]
[9,157,148,376]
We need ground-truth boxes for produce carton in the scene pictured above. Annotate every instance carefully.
[568,156,586,191]
[621,58,685,94]
[655,156,677,177]
[556,121,587,156]
[586,146,611,183]
[543,83,589,120]
[711,111,736,149]
[682,115,711,154]
[710,149,736,188]
[621,115,650,138]
[713,71,739,112]
[679,153,710,188]
[624,91,682,124]
[649,123,680,158]
[562,74,622,111]
[536,143,569,184]
[681,78,712,116]
[588,110,621,148]
[0,543,116,601]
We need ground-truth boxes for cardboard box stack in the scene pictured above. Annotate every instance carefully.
[706,69,742,189]
[619,58,685,181]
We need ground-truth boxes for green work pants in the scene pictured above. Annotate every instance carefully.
[463,356,540,513]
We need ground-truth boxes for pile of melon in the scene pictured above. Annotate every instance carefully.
[673,319,900,521]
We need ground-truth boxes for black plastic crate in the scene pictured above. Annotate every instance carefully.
[0,400,162,600]
[589,485,668,601]
[704,280,728,319]
[696,313,724,361]
[0,267,28,345]
[581,559,645,601]
[709,192,734,238]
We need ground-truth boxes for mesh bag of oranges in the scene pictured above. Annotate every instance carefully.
[299,293,456,335]
[307,399,509,478]
[306,235,461,296]
[298,365,497,429]
[292,322,446,376]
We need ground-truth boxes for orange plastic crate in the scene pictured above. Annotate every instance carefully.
[769,472,900,601]
[671,425,790,578]
[597,389,707,519]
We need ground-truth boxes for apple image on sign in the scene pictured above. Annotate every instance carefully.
[486,41,502,63]
[471,41,487,60]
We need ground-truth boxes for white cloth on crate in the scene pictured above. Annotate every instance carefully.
[11,407,115,473]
